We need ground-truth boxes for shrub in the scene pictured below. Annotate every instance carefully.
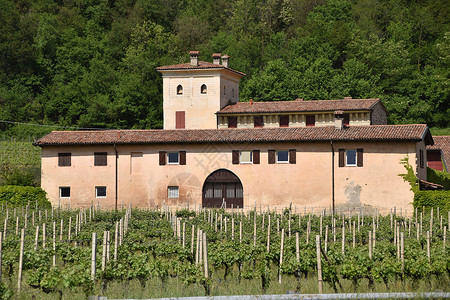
[413,190,450,212]
[0,185,51,209]
[427,167,450,190]
[0,163,40,187]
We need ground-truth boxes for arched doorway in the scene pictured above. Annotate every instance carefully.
[202,169,243,208]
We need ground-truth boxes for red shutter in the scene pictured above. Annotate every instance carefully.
[280,115,289,127]
[268,150,275,164]
[180,151,186,165]
[159,151,166,165]
[427,150,443,171]
[228,117,237,128]
[176,111,185,129]
[232,150,239,164]
[357,148,363,167]
[338,149,345,167]
[253,150,260,164]
[289,149,296,164]
[306,115,315,126]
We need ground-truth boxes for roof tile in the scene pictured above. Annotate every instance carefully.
[156,61,245,76]
[427,136,450,172]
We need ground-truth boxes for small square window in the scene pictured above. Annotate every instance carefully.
[96,186,106,198]
[240,151,253,164]
[228,117,237,128]
[60,187,70,198]
[168,152,179,164]
[254,116,264,128]
[346,150,357,166]
[58,153,71,167]
[306,115,315,126]
[94,152,107,166]
[168,186,179,198]
[277,150,289,163]
[280,115,289,127]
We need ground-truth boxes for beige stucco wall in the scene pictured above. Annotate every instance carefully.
[161,69,241,130]
[41,140,424,212]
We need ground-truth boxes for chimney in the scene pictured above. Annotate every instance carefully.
[221,55,230,68]
[334,110,344,130]
[212,53,221,64]
[190,51,199,66]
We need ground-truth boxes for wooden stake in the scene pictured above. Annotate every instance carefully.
[341,224,345,254]
[60,219,63,241]
[102,231,107,271]
[426,231,430,262]
[266,217,271,253]
[34,225,39,250]
[325,225,328,253]
[17,228,24,291]
[400,232,404,271]
[369,231,372,259]
[91,232,97,280]
[203,232,208,278]
[279,228,284,284]
[352,221,356,248]
[316,235,323,294]
[239,220,242,243]
[42,223,46,249]
[114,222,118,261]
[182,222,186,248]
[191,225,195,254]
[295,232,300,262]
[52,222,56,266]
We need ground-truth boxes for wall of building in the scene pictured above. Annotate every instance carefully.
[371,102,388,125]
[41,140,420,212]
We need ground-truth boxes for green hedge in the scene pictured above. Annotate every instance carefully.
[0,185,51,209]
[413,190,450,212]
[427,167,450,190]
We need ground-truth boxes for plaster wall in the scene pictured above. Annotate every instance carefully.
[41,141,421,212]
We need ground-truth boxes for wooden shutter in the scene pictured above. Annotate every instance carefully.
[254,116,264,127]
[94,152,107,166]
[159,151,166,165]
[180,151,186,165]
[228,117,237,128]
[338,149,345,167]
[253,150,260,164]
[58,153,71,166]
[175,111,185,129]
[232,150,239,164]
[357,148,363,167]
[306,115,315,126]
[419,149,424,168]
[343,114,350,126]
[289,149,296,164]
[268,150,275,164]
[280,115,289,127]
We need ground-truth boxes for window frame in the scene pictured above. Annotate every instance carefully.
[59,187,70,198]
[201,84,207,94]
[95,186,107,198]
[240,150,253,164]
[167,152,180,165]
[168,186,179,199]
[345,149,357,167]
[276,150,289,164]
[58,153,71,167]
[177,85,183,95]
[94,152,107,166]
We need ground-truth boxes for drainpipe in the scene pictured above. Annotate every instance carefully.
[114,143,118,211]
[330,141,335,216]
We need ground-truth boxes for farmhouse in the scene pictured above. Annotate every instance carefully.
[34,52,433,212]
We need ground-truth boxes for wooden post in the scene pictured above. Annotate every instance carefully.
[267,217,271,253]
[232,217,235,240]
[239,221,242,243]
[182,222,186,248]
[279,228,284,284]
[341,224,345,254]
[68,217,72,242]
[368,231,372,259]
[17,228,24,291]
[295,232,300,262]
[253,220,257,247]
[316,235,323,294]
[34,225,39,250]
[91,232,97,280]
[430,207,434,238]
[325,225,328,253]
[52,222,56,266]
[195,227,200,265]
[119,218,123,246]
[203,232,208,278]
[426,231,430,262]
[114,222,118,261]
[42,223,46,249]
[352,221,356,248]
[60,219,63,241]
[106,231,110,262]
[15,216,19,236]
[443,226,447,249]
[191,225,195,254]
[400,232,404,271]
[102,231,107,271]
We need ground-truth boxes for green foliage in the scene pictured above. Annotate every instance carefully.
[0,163,40,187]
[0,185,51,208]
[399,156,419,193]
[413,190,450,212]
[427,167,450,190]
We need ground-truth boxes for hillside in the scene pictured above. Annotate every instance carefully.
[0,0,448,132]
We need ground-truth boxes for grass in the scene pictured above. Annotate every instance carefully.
[429,127,450,136]
[0,138,41,166]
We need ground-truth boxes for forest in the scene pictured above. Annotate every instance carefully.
[0,0,448,134]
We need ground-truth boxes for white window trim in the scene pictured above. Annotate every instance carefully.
[276,150,289,164]
[167,152,180,165]
[346,150,357,167]
[240,150,253,164]
[95,186,107,198]
[59,187,70,198]
[168,186,179,199]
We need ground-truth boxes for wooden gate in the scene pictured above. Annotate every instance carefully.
[202,169,243,208]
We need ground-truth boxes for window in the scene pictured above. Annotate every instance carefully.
[201,84,207,94]
[176,111,185,129]
[280,115,289,127]
[94,152,107,166]
[177,85,183,95]
[240,151,252,164]
[168,152,179,164]
[159,151,186,165]
[95,186,106,198]
[339,148,364,167]
[277,150,289,163]
[254,116,264,128]
[306,115,315,126]
[419,149,424,168]
[228,117,237,128]
[343,114,350,126]
[58,153,71,167]
[60,187,70,198]
[168,186,179,198]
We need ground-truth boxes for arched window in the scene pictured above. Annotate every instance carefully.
[177,85,183,95]
[201,84,207,94]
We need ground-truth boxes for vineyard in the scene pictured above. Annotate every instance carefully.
[0,136,41,167]
[0,205,448,299]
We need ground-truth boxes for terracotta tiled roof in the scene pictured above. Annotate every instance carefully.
[427,136,450,172]
[156,61,246,76]
[34,124,431,146]
[217,99,382,114]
